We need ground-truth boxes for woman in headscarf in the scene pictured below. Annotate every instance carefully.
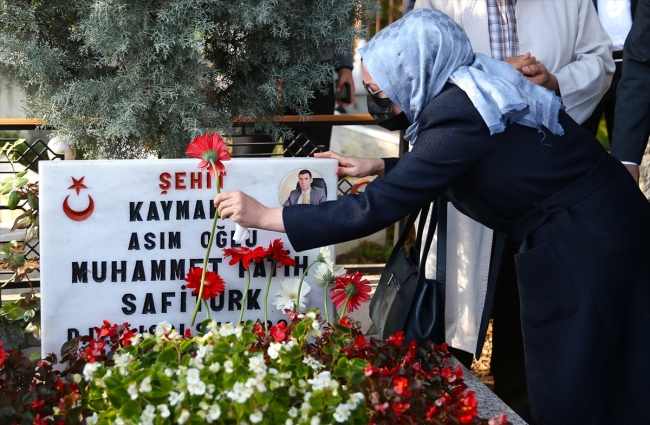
[215,9,650,424]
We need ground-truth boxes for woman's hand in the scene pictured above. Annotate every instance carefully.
[314,151,385,178]
[214,191,285,232]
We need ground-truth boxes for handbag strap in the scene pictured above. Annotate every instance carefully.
[418,195,448,281]
[386,202,432,268]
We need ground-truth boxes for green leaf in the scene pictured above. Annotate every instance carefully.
[28,192,38,210]
[7,191,21,209]
[119,400,142,419]
[156,347,177,363]
[102,376,123,390]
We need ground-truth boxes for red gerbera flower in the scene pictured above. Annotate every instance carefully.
[186,133,231,180]
[329,271,371,313]
[184,267,226,300]
[266,239,296,267]
[223,246,267,270]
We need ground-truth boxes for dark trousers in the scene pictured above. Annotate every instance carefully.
[582,59,623,148]
[232,84,336,157]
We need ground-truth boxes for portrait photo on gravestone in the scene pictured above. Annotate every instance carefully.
[39,158,338,357]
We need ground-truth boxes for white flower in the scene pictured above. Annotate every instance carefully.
[273,278,311,313]
[169,391,185,406]
[209,362,221,373]
[207,404,221,421]
[286,420,294,425]
[178,409,190,424]
[288,407,298,418]
[245,376,267,393]
[333,403,352,423]
[268,342,282,359]
[250,410,263,423]
[86,412,99,425]
[224,360,234,373]
[248,354,266,375]
[188,380,207,396]
[233,325,243,339]
[127,382,139,400]
[288,385,297,397]
[155,321,173,337]
[219,322,235,337]
[139,376,152,393]
[348,392,365,407]
[310,415,321,425]
[307,371,338,391]
[82,362,100,381]
[164,368,174,377]
[316,247,334,268]
[186,368,201,385]
[141,404,156,420]
[302,355,322,370]
[157,404,170,418]
[227,382,254,403]
[313,262,345,287]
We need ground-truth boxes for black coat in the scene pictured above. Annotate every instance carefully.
[283,85,650,424]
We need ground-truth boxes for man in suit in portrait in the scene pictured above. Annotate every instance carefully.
[612,0,650,184]
[283,170,327,206]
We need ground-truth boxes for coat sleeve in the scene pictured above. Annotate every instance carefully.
[611,0,650,165]
[283,103,488,251]
[551,0,615,124]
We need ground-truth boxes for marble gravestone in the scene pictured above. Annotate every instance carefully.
[39,158,338,357]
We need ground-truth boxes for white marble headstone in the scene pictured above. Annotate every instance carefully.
[39,158,338,357]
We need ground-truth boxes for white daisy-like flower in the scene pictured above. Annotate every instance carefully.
[157,404,170,418]
[169,391,185,406]
[82,362,100,381]
[86,412,99,425]
[333,403,351,423]
[127,382,139,400]
[155,321,173,337]
[224,360,234,373]
[273,278,311,313]
[316,247,334,268]
[186,368,201,385]
[178,409,191,424]
[219,323,235,337]
[207,404,221,421]
[313,262,345,287]
[250,410,263,424]
[139,376,152,393]
[268,342,282,359]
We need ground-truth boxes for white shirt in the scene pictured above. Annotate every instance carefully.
[597,0,633,51]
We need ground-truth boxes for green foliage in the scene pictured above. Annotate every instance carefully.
[0,1,376,159]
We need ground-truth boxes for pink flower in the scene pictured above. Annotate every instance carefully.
[186,133,231,180]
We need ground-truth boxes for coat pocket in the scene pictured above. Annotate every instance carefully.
[514,241,577,327]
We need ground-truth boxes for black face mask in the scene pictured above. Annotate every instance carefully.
[367,96,411,131]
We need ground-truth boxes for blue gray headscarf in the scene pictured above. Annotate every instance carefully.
[359,9,564,143]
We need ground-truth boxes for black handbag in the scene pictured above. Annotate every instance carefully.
[369,196,448,346]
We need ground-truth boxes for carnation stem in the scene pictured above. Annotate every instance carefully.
[190,161,220,326]
[295,259,318,313]
[238,268,252,324]
[264,259,277,332]
[323,282,330,323]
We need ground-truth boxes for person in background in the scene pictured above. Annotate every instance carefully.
[412,0,614,419]
[611,0,650,184]
[215,11,650,424]
[582,0,637,148]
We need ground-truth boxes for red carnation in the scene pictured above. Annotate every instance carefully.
[184,267,226,300]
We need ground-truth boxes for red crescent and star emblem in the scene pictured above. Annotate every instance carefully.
[63,176,95,221]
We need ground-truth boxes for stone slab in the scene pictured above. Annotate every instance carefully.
[39,158,338,357]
